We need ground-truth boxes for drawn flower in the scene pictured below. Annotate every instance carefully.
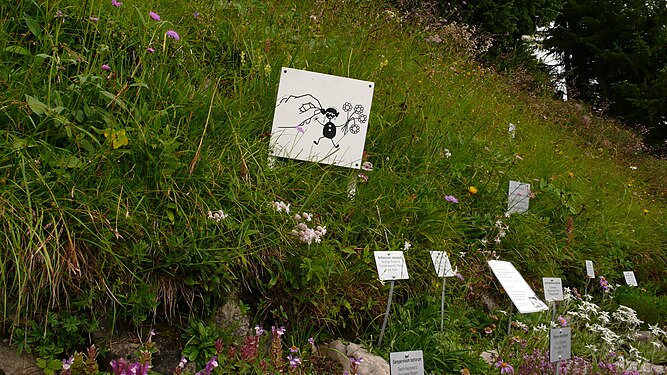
[111,0,122,7]
[102,64,111,71]
[358,114,368,123]
[342,102,352,112]
[149,11,160,20]
[354,104,364,114]
[349,124,360,134]
[166,30,180,40]
[444,195,458,203]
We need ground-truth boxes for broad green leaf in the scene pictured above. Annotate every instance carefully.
[4,45,30,55]
[25,95,48,115]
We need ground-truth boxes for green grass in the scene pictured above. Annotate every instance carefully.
[1,0,666,372]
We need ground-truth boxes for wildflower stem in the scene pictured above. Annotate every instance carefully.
[189,77,222,176]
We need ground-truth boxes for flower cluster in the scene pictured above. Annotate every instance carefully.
[272,201,291,213]
[207,209,228,222]
[291,222,326,244]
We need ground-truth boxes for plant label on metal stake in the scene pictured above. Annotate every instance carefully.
[550,327,571,375]
[429,251,454,331]
[489,260,548,315]
[506,180,531,215]
[390,350,424,375]
[623,271,638,286]
[375,251,409,346]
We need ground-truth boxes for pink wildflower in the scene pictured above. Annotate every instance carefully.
[149,11,160,20]
[166,30,180,40]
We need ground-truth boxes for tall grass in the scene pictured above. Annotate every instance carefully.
[0,0,665,360]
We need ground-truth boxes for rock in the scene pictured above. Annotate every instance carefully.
[324,340,389,375]
[0,341,41,375]
[210,300,252,341]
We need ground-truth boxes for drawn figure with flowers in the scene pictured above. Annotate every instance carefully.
[277,94,366,148]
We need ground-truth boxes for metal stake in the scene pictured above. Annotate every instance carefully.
[378,280,395,346]
[440,276,446,331]
[507,300,514,335]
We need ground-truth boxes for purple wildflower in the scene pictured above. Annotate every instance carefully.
[111,0,122,7]
[194,11,200,18]
[146,47,155,53]
[61,356,74,375]
[455,272,464,281]
[558,315,568,326]
[495,360,514,374]
[445,195,459,203]
[308,337,315,345]
[90,16,99,21]
[202,356,218,375]
[288,354,301,369]
[102,64,111,71]
[255,325,265,336]
[149,11,160,20]
[166,30,180,40]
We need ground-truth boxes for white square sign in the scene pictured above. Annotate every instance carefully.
[270,68,374,169]
[488,260,548,313]
[585,260,595,279]
[389,350,424,375]
[374,251,409,281]
[507,181,530,215]
[542,277,564,302]
[429,251,454,278]
[623,271,638,286]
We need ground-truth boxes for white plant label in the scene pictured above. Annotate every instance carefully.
[585,260,595,279]
[542,277,564,302]
[550,327,572,363]
[623,271,638,286]
[507,181,530,215]
[270,68,374,169]
[389,350,425,375]
[374,251,409,281]
[488,260,548,313]
[430,251,455,278]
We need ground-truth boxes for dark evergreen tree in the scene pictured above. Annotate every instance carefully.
[545,0,667,148]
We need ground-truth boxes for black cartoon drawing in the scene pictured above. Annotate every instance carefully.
[277,93,367,148]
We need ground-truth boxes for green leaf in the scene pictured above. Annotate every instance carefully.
[4,45,30,55]
[25,95,48,116]
[23,14,43,40]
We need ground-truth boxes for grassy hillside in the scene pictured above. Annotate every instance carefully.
[1,0,666,373]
